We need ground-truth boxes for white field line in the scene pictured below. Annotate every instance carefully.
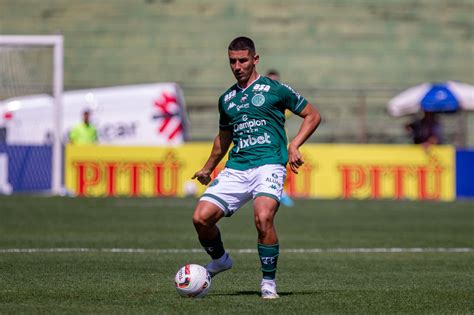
[0,247,472,254]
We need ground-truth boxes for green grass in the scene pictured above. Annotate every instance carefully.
[0,197,473,314]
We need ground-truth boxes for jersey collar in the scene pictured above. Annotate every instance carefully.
[236,75,261,92]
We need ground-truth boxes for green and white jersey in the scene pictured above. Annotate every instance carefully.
[218,75,308,170]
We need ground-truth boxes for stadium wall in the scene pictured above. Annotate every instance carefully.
[3,143,471,200]
[1,1,473,146]
[1,1,472,91]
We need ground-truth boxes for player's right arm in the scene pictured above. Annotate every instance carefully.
[192,129,232,185]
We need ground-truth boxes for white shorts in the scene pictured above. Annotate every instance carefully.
[200,164,286,216]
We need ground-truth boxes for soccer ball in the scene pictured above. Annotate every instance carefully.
[174,264,211,298]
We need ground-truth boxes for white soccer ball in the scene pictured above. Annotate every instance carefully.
[183,180,198,197]
[174,264,211,298]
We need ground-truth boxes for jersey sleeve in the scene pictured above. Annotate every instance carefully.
[280,83,308,115]
[218,95,232,130]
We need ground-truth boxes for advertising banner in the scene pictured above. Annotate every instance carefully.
[0,83,188,145]
[0,144,52,193]
[292,144,455,201]
[65,144,220,197]
[65,144,455,201]
[456,149,474,198]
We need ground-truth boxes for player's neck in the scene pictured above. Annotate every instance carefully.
[237,72,260,90]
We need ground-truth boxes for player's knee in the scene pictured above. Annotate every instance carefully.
[254,211,274,230]
[192,206,217,229]
[192,211,208,229]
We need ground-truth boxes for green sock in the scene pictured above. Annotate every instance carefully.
[257,243,279,280]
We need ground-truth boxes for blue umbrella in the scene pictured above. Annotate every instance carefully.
[388,81,474,117]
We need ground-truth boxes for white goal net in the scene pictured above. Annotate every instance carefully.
[0,35,63,195]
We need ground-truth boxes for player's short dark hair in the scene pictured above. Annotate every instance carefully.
[267,69,279,77]
[228,36,256,55]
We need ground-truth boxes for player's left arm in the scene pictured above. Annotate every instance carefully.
[288,103,321,174]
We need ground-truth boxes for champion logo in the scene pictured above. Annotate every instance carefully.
[234,118,267,132]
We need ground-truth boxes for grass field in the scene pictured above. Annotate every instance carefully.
[0,196,473,314]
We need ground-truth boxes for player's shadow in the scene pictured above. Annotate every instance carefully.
[214,290,294,297]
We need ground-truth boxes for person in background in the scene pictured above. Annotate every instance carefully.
[192,36,321,299]
[405,111,443,147]
[266,69,280,81]
[69,109,98,144]
[266,69,294,207]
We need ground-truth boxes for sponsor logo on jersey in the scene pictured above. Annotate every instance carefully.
[234,118,267,132]
[228,102,237,110]
[220,169,231,177]
[236,103,249,111]
[282,83,302,99]
[266,176,282,188]
[240,93,248,102]
[236,132,271,151]
[253,84,271,92]
[272,173,278,179]
[224,90,236,102]
[251,94,265,107]
[228,102,249,112]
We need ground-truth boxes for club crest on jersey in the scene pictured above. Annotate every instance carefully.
[252,94,265,107]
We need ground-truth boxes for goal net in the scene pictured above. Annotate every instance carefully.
[0,35,63,195]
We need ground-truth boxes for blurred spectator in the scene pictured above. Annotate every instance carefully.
[69,110,98,144]
[266,69,280,81]
[405,111,443,146]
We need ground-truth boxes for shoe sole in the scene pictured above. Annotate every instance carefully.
[208,265,232,278]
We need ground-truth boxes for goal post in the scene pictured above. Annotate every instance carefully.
[0,35,64,195]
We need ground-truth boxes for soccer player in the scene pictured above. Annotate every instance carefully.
[192,36,321,299]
